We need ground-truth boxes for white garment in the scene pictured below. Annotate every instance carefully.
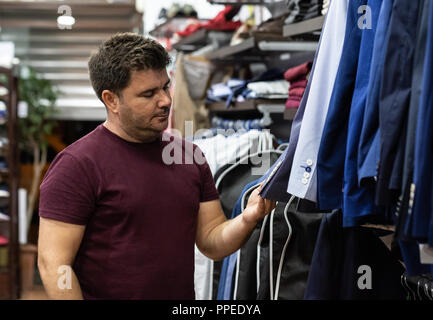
[194,246,213,300]
[247,80,289,99]
[286,0,348,202]
[193,129,273,300]
[193,130,263,175]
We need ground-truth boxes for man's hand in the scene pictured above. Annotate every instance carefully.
[196,183,277,261]
[242,183,277,226]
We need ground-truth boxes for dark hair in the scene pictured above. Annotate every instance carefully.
[88,32,171,102]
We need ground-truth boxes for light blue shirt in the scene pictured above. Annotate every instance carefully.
[287,0,349,201]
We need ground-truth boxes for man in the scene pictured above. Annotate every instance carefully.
[37,33,276,300]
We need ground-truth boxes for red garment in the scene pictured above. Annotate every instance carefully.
[39,124,219,299]
[284,61,313,82]
[176,23,201,37]
[287,95,302,102]
[289,87,306,98]
[289,79,308,89]
[177,6,241,37]
[285,99,301,109]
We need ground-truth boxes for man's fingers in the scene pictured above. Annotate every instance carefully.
[258,182,264,192]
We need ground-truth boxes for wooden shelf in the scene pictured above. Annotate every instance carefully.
[205,35,318,60]
[172,29,233,52]
[209,0,266,4]
[208,0,284,6]
[149,17,208,39]
[283,15,325,37]
[206,99,287,112]
[173,29,209,51]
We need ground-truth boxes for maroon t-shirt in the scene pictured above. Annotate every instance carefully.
[39,124,219,300]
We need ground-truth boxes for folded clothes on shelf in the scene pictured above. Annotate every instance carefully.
[249,12,291,37]
[283,60,312,109]
[206,68,286,107]
[176,6,242,37]
[285,0,325,25]
[246,80,290,99]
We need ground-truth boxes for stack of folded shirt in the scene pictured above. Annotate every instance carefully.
[284,61,312,109]
[206,68,285,107]
[176,6,242,37]
[206,79,247,106]
[245,80,290,99]
[284,0,326,25]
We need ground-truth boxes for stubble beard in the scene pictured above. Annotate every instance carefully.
[119,109,164,143]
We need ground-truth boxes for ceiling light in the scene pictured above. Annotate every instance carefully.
[57,15,75,26]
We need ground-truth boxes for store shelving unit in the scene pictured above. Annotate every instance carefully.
[149,17,208,39]
[172,29,233,53]
[204,34,318,61]
[282,15,325,37]
[0,66,20,300]
[206,98,292,114]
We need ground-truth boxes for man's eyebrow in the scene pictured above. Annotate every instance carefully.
[137,79,171,95]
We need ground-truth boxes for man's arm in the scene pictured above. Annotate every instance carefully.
[37,217,86,299]
[196,184,276,261]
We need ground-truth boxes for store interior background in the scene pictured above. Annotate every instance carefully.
[0,0,319,299]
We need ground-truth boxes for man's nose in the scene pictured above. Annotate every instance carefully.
[158,88,172,108]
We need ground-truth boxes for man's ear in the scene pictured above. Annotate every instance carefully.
[101,90,120,115]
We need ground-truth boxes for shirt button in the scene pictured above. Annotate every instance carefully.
[305,166,312,173]
[303,172,310,178]
[306,159,313,166]
[301,178,308,185]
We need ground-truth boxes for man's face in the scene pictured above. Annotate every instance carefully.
[117,68,172,142]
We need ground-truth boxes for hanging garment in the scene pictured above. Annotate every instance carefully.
[410,0,433,246]
[316,0,367,210]
[193,130,273,300]
[357,0,395,185]
[376,0,422,207]
[304,210,406,300]
[259,22,323,202]
[210,150,283,299]
[342,0,383,227]
[287,0,349,202]
[193,130,265,175]
[217,178,264,300]
[256,199,325,300]
[172,53,210,137]
[182,55,214,100]
[233,210,267,299]
[396,0,429,240]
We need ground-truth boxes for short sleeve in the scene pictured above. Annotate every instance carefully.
[39,152,96,225]
[195,147,219,203]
